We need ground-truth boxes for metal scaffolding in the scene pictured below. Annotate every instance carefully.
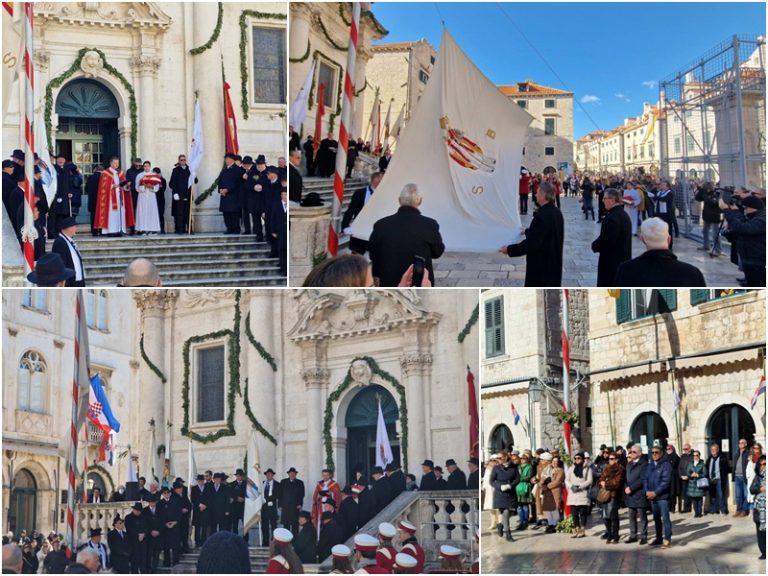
[658,34,765,235]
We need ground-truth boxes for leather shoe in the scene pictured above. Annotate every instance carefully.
[649,539,662,546]
[625,537,638,543]
[639,538,647,545]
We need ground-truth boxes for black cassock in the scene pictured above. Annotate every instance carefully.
[293,522,317,564]
[356,488,376,528]
[372,476,392,513]
[388,470,406,498]
[316,138,338,177]
[316,519,343,563]
[279,478,305,533]
[338,496,358,540]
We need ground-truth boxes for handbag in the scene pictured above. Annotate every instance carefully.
[597,487,613,503]
[696,477,710,489]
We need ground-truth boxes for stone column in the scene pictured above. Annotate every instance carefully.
[400,327,432,474]
[133,291,177,466]
[300,339,329,481]
[289,205,332,285]
[131,54,160,162]
[192,3,226,232]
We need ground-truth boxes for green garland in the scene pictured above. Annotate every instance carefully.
[323,357,408,474]
[289,39,311,63]
[243,378,278,445]
[457,304,479,343]
[316,13,347,52]
[245,312,278,371]
[232,290,242,395]
[239,10,288,120]
[189,2,223,55]
[354,79,369,98]
[194,175,220,205]
[86,464,115,492]
[140,333,168,384]
[45,48,138,160]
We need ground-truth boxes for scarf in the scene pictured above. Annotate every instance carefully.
[756,470,766,532]
[573,462,584,479]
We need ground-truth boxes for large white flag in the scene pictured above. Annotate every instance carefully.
[289,60,316,131]
[350,29,533,251]
[127,449,138,483]
[34,101,57,206]
[145,426,159,485]
[243,429,264,532]
[187,438,197,487]
[2,2,22,122]
[375,400,393,469]
[367,89,381,149]
[187,98,204,188]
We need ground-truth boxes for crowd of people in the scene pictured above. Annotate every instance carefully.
[483,439,766,558]
[1,457,479,574]
[3,149,289,283]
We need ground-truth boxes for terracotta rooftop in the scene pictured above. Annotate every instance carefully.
[498,80,574,97]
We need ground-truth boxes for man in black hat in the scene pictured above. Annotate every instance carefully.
[26,253,75,287]
[371,467,391,514]
[467,458,480,490]
[159,486,182,567]
[385,462,406,499]
[316,131,337,178]
[239,155,257,236]
[288,149,303,204]
[337,486,358,540]
[279,467,305,535]
[217,153,243,234]
[446,459,468,490]
[169,154,196,234]
[209,473,231,534]
[143,494,164,571]
[84,528,108,571]
[2,158,20,223]
[172,481,192,554]
[107,516,130,574]
[292,510,317,564]
[124,502,147,573]
[191,474,211,548]
[261,468,280,546]
[51,216,86,286]
[125,158,143,233]
[228,469,247,535]
[11,149,25,182]
[264,166,282,257]
[50,156,82,238]
[419,460,437,491]
[316,511,343,563]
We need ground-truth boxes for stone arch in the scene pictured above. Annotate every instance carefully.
[697,392,759,451]
[14,459,52,491]
[488,423,514,454]
[622,401,675,448]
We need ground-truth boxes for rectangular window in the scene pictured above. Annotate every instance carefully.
[317,60,337,108]
[673,137,681,154]
[419,70,429,84]
[21,290,46,312]
[484,297,505,358]
[690,289,748,305]
[544,99,556,109]
[197,346,225,422]
[544,118,555,136]
[545,147,555,156]
[616,289,678,324]
[687,136,695,152]
[251,26,286,104]
[430,56,435,65]
[517,100,527,109]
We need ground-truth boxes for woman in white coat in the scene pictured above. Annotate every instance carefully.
[135,161,161,233]
[483,455,500,530]
[565,452,594,538]
[623,181,642,235]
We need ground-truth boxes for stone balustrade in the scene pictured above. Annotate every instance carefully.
[75,502,134,547]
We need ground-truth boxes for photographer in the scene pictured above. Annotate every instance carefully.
[720,193,766,287]
[695,182,722,255]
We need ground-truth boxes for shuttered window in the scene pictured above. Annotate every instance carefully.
[485,297,505,358]
[691,289,748,305]
[197,346,225,423]
[616,290,678,324]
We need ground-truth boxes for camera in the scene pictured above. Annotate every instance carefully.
[718,186,742,209]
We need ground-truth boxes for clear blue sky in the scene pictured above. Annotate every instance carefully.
[370,2,766,139]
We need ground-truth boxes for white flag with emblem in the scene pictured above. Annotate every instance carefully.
[243,428,264,532]
[2,2,22,122]
[350,29,532,250]
[375,399,393,469]
[187,98,204,188]
[289,60,316,131]
[187,438,197,487]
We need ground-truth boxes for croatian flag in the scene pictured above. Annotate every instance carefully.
[88,374,120,461]
[511,403,521,426]
[751,376,766,410]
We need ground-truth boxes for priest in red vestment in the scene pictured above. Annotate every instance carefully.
[95,156,134,235]
[311,469,342,540]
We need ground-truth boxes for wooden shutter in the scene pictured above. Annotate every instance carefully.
[616,290,631,324]
[690,289,710,306]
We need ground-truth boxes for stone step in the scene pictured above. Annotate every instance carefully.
[166,546,271,573]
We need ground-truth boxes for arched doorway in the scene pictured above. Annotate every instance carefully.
[345,385,400,486]
[489,424,513,454]
[55,79,120,223]
[706,404,756,462]
[9,470,37,534]
[629,411,669,453]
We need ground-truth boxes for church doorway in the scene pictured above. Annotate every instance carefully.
[706,404,756,462]
[345,385,400,486]
[629,411,669,453]
[9,469,37,534]
[55,79,120,224]
[489,424,513,454]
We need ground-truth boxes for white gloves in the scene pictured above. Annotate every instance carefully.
[173,193,180,201]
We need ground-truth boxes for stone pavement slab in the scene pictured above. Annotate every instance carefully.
[481,510,765,574]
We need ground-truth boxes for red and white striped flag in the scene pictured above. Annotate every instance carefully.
[20,2,36,275]
[751,376,766,410]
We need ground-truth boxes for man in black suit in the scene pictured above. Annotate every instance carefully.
[88,487,103,503]
[2,159,20,223]
[369,183,445,287]
[353,484,376,529]
[261,469,280,546]
[107,516,131,574]
[159,486,182,567]
[264,167,282,256]
[615,217,705,287]
[445,459,467,490]
[143,494,165,572]
[500,180,564,287]
[288,149,303,204]
[218,154,243,234]
[302,136,315,177]
[467,458,480,491]
[385,463,406,499]
[124,502,147,574]
[337,486,358,540]
[228,469,247,535]
[316,511,343,563]
[270,188,288,276]
[85,167,102,236]
[190,474,211,547]
[342,172,382,255]
[591,188,632,286]
[51,216,86,287]
[293,511,317,564]
[279,467,305,535]
[210,473,231,534]
[371,467,392,514]
[172,481,192,554]
[419,460,438,491]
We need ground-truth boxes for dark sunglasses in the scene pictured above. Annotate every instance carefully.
[608,456,617,460]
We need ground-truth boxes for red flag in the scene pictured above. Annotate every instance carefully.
[313,84,326,157]
[223,67,239,155]
[467,367,479,459]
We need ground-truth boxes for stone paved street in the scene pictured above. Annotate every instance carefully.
[481,510,766,574]
[434,197,740,287]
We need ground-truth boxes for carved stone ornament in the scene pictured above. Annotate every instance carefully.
[301,368,330,388]
[399,352,433,375]
[133,290,178,312]
[349,359,373,386]
[80,50,104,78]
[34,2,172,30]
[180,289,236,308]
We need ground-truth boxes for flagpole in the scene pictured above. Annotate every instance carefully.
[21,2,36,276]
[328,2,360,256]
[561,289,571,457]
[66,293,83,547]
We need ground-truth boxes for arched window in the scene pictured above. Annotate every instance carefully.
[490,424,514,454]
[21,290,46,312]
[629,411,669,453]
[18,351,47,413]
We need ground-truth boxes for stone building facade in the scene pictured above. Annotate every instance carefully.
[480,289,590,459]
[2,288,479,538]
[361,40,437,150]
[497,81,574,175]
[588,289,765,465]
[3,2,287,233]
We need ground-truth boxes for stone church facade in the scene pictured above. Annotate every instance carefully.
[2,288,479,538]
